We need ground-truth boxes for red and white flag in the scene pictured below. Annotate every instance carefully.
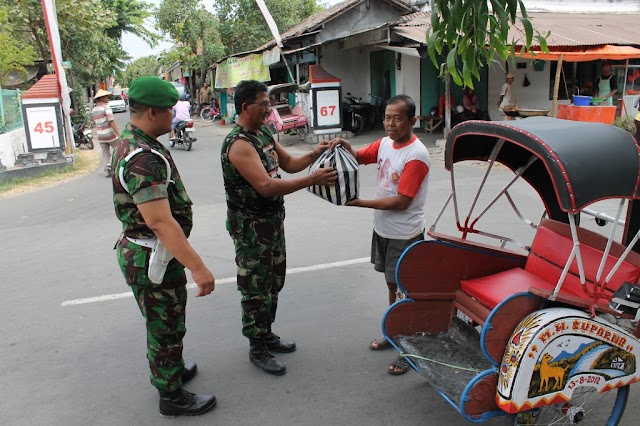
[255,0,283,48]
[41,0,71,114]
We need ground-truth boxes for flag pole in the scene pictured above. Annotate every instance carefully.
[41,0,74,155]
[255,0,296,83]
[281,53,296,84]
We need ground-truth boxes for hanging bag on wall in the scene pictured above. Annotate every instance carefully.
[308,145,359,205]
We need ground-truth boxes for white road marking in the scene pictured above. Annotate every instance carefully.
[61,257,369,307]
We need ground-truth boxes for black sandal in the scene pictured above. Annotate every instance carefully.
[369,337,392,351]
[388,356,410,375]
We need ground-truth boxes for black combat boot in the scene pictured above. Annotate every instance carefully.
[265,333,297,353]
[158,388,217,417]
[181,360,198,384]
[249,338,287,375]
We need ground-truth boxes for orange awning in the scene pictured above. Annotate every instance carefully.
[517,45,640,62]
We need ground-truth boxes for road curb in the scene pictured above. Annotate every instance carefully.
[0,155,76,182]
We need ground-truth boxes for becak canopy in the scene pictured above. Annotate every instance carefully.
[445,117,640,215]
[517,45,640,62]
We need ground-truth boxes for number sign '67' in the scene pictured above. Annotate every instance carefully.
[25,105,62,149]
[316,90,341,127]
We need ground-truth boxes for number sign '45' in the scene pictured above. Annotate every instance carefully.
[25,105,62,149]
[34,121,55,133]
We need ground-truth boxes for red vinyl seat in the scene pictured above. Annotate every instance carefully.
[460,219,640,311]
[461,268,553,308]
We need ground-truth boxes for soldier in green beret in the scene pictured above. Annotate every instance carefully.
[111,76,217,416]
[221,80,337,375]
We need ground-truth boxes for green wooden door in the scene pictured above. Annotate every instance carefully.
[370,50,396,101]
[421,58,439,116]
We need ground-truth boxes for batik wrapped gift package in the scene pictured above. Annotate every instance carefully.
[308,145,359,205]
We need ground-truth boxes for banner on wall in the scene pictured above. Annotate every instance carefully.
[215,54,270,88]
[263,47,280,66]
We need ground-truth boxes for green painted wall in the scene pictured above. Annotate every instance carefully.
[221,92,227,116]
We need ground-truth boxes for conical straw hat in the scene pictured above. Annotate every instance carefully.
[94,89,112,100]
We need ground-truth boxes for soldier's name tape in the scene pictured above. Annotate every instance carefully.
[61,257,370,307]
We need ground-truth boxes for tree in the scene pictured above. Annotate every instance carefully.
[156,0,225,92]
[155,0,321,92]
[4,0,101,64]
[102,0,157,45]
[120,55,159,86]
[212,0,323,56]
[3,0,156,88]
[426,0,549,135]
[0,7,36,83]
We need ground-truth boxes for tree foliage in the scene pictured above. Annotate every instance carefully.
[212,0,322,55]
[426,0,549,134]
[102,0,157,45]
[427,0,549,89]
[0,6,36,83]
[156,0,226,88]
[2,0,155,87]
[120,55,159,86]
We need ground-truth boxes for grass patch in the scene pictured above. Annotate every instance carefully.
[0,148,101,198]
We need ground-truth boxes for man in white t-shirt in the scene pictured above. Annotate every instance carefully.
[329,94,430,375]
[170,94,192,140]
[498,72,516,120]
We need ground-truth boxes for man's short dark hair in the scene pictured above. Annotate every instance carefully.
[129,100,150,115]
[235,80,268,113]
[386,94,416,120]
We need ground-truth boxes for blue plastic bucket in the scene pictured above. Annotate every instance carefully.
[573,95,592,106]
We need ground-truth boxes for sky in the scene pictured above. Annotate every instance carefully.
[121,0,172,61]
[121,0,345,61]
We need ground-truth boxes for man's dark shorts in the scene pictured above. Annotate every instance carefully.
[371,230,424,284]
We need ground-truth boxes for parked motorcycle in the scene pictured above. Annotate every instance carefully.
[169,119,196,151]
[342,94,365,135]
[73,122,93,149]
[343,93,379,135]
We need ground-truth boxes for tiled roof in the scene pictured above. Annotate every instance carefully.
[215,0,414,64]
[21,74,60,99]
[393,11,430,43]
[256,0,414,51]
[394,12,640,47]
[514,12,640,46]
[309,65,341,83]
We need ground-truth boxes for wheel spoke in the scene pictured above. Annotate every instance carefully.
[512,385,627,425]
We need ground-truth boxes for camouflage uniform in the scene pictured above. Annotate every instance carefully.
[111,123,193,392]
[221,125,286,339]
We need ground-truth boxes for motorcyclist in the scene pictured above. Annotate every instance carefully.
[170,93,191,140]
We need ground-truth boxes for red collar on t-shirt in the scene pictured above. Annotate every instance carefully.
[392,134,417,150]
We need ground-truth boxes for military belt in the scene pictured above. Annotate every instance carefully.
[127,236,157,249]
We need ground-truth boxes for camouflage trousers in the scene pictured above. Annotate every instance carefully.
[116,237,187,392]
[226,210,286,339]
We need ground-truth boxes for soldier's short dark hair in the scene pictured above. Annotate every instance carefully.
[387,95,416,120]
[129,100,150,115]
[235,80,268,113]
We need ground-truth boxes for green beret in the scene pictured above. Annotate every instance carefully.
[128,76,179,108]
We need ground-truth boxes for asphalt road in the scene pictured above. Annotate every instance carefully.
[0,112,637,425]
